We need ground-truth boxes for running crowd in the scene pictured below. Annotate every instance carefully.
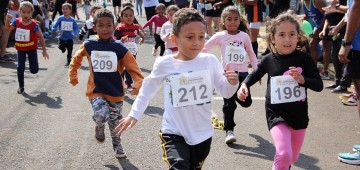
[0,0,359,169]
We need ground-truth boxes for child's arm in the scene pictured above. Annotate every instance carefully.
[73,20,80,41]
[137,29,145,45]
[51,17,60,33]
[5,14,15,32]
[36,29,49,60]
[202,34,218,52]
[121,51,144,95]
[78,24,88,42]
[142,16,155,29]
[68,44,87,86]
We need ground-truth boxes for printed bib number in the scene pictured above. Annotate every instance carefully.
[169,70,212,107]
[270,75,306,104]
[124,42,138,55]
[90,51,118,72]
[156,27,162,35]
[15,28,30,42]
[224,45,247,64]
[61,21,73,31]
[205,3,213,10]
[86,20,93,29]
[164,28,172,35]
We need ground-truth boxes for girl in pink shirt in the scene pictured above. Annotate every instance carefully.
[202,5,258,145]
[160,5,179,55]
[142,3,168,56]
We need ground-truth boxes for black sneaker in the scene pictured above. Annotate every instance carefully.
[17,87,24,94]
[95,126,105,142]
[332,86,348,93]
[326,83,338,89]
[113,144,127,159]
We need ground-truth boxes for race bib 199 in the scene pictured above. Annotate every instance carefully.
[270,75,306,104]
[15,28,30,42]
[90,51,118,72]
[169,70,212,107]
[61,21,73,31]
[224,45,247,64]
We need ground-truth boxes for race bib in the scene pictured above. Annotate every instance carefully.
[270,75,306,104]
[86,20,93,29]
[165,0,171,2]
[156,27,162,35]
[88,35,96,39]
[124,42,138,55]
[61,21,73,31]
[224,45,247,64]
[15,28,30,42]
[164,28,172,35]
[169,70,212,107]
[205,3,213,10]
[90,51,118,72]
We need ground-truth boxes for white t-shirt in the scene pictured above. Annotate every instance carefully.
[143,0,159,8]
[128,53,239,145]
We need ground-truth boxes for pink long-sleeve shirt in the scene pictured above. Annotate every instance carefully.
[202,30,258,72]
[160,21,177,49]
[142,15,168,35]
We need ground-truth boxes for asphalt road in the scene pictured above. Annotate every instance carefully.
[0,4,359,170]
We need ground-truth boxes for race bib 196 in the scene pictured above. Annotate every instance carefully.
[270,75,306,104]
[61,21,73,31]
[169,70,212,107]
[15,28,30,42]
[224,45,247,64]
[90,51,118,72]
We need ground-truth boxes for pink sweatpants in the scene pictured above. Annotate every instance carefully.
[270,123,306,170]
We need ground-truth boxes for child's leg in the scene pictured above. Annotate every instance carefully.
[27,50,39,74]
[159,37,165,56]
[17,51,27,88]
[66,39,74,64]
[91,97,110,127]
[154,34,161,50]
[222,95,237,131]
[189,137,212,170]
[107,101,126,157]
[290,128,306,164]
[58,39,66,53]
[270,123,294,170]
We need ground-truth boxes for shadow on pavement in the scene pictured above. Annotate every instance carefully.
[22,92,62,109]
[124,96,164,116]
[103,158,140,170]
[229,134,320,170]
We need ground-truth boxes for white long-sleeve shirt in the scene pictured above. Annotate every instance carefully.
[128,53,238,145]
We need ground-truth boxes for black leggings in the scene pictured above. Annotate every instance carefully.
[154,34,165,56]
[52,5,63,21]
[59,39,73,63]
[223,72,252,131]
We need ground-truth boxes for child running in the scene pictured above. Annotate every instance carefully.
[5,1,49,94]
[116,8,239,169]
[78,5,102,43]
[68,8,144,159]
[83,0,91,20]
[114,5,145,93]
[237,13,323,170]
[159,5,179,55]
[202,5,257,145]
[51,2,79,66]
[142,3,167,56]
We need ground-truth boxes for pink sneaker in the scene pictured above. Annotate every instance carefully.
[152,48,158,56]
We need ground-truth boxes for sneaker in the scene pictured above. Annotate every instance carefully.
[332,86,348,93]
[342,95,358,106]
[152,48,157,56]
[17,87,24,94]
[353,145,360,152]
[113,144,127,159]
[126,87,133,93]
[339,93,354,100]
[43,32,51,38]
[225,130,237,144]
[320,71,331,80]
[326,83,338,89]
[338,150,360,165]
[94,125,105,142]
[0,55,15,63]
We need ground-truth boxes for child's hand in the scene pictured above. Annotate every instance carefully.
[120,35,128,43]
[139,38,144,45]
[288,66,305,84]
[237,83,248,102]
[69,78,78,86]
[116,116,138,135]
[42,51,49,60]
[224,64,239,85]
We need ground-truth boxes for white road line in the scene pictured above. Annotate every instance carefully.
[212,96,265,100]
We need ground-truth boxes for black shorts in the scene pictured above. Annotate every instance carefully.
[346,50,360,79]
[145,6,156,21]
[113,0,121,7]
[205,9,221,17]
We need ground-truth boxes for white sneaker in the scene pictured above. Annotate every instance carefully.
[225,130,237,144]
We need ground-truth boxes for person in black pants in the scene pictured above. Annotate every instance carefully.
[52,0,66,21]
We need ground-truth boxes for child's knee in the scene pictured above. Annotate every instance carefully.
[275,150,292,165]
[91,97,110,124]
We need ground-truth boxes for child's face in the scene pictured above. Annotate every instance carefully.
[91,9,99,17]
[167,10,176,23]
[271,21,299,55]
[62,6,71,16]
[156,7,165,16]
[224,12,240,34]
[20,6,33,22]
[93,17,115,40]
[121,9,134,25]
[173,21,206,60]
